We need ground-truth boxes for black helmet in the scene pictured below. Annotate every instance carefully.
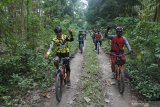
[116,26,123,32]
[54,26,62,33]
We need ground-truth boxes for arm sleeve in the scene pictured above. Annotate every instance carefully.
[105,35,116,40]
[100,33,102,38]
[123,37,132,52]
[47,40,54,55]
[66,32,74,42]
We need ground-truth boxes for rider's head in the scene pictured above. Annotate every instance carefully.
[116,26,123,37]
[79,31,83,34]
[54,26,62,38]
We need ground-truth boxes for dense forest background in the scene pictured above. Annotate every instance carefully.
[0,0,160,106]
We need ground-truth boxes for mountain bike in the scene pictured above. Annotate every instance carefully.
[106,52,129,94]
[49,57,70,102]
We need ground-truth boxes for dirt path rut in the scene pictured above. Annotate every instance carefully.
[98,47,133,107]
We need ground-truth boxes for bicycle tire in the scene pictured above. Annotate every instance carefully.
[119,71,125,94]
[55,72,62,102]
[97,43,99,54]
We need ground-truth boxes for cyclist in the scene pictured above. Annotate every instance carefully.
[105,26,132,78]
[78,31,84,49]
[95,30,102,50]
[45,26,74,85]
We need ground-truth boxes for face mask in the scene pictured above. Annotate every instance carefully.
[117,31,122,37]
[56,32,62,39]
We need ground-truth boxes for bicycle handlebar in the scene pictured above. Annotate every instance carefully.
[106,52,130,56]
[48,57,70,61]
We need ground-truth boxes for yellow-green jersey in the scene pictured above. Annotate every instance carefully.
[47,34,74,55]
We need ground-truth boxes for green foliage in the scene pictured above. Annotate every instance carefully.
[0,0,80,106]
[10,74,33,90]
[138,0,157,21]
[86,0,141,28]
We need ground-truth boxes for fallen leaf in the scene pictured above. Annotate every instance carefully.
[33,95,40,101]
[46,93,51,99]
[111,81,116,85]
[105,98,110,103]
[84,97,91,103]
[42,92,51,99]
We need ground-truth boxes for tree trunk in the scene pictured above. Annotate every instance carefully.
[153,0,160,22]
[20,0,25,37]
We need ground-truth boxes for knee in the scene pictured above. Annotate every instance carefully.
[111,63,116,68]
[54,56,59,66]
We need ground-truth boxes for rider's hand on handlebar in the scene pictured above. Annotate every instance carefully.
[44,54,49,59]
[107,26,111,31]
[68,28,72,33]
[129,50,133,54]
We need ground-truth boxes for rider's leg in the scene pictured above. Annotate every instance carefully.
[121,55,126,72]
[64,53,71,84]
[111,63,116,73]
[79,42,80,49]
[111,63,116,79]
[95,40,97,50]
[82,40,84,46]
[111,52,116,78]
[121,55,127,80]
[100,40,102,46]
[53,55,60,79]
[54,56,59,69]
[121,65,125,72]
[66,60,71,85]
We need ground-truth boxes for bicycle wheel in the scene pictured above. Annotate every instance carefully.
[97,43,99,54]
[118,71,125,94]
[55,72,62,102]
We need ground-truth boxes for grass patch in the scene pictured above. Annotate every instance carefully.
[74,36,104,107]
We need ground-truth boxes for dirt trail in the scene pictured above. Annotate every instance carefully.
[37,43,85,107]
[98,47,133,107]
[35,40,136,107]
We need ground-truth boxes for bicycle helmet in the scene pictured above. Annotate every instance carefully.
[116,26,123,32]
[54,26,62,33]
[116,26,123,37]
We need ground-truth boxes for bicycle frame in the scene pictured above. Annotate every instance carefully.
[106,52,130,94]
[49,57,69,102]
[115,56,124,80]
[57,57,69,83]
